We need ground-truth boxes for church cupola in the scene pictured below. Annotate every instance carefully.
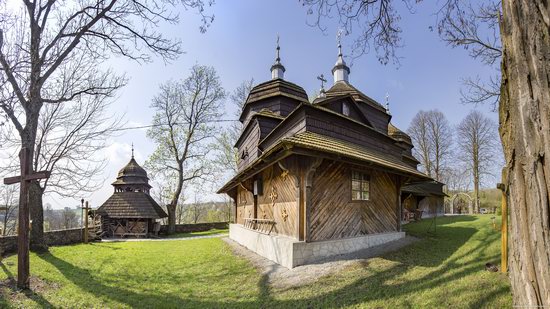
[270,36,285,80]
[111,145,152,194]
[332,41,350,83]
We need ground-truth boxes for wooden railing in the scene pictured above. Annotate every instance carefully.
[243,218,275,235]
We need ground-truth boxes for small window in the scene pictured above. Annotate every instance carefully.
[241,148,249,159]
[343,102,350,116]
[351,171,370,201]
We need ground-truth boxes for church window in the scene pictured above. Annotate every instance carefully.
[351,171,370,201]
[241,148,249,160]
[343,102,350,116]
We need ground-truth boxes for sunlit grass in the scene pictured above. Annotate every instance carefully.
[0,215,511,308]
[163,228,228,239]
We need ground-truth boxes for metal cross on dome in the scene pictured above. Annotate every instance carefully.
[337,29,344,45]
[317,74,327,90]
[385,93,391,114]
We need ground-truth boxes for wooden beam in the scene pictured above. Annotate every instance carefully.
[497,182,508,273]
[17,148,30,289]
[3,176,21,185]
[4,171,50,185]
[3,149,51,289]
[84,201,90,244]
[396,175,402,232]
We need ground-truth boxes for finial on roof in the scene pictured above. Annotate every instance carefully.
[271,34,286,80]
[332,29,350,83]
[385,93,391,114]
[317,74,327,98]
[131,143,134,159]
[337,29,343,56]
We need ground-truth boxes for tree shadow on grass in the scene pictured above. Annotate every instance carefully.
[0,261,55,308]
[29,218,509,308]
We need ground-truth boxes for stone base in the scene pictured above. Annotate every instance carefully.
[229,224,405,268]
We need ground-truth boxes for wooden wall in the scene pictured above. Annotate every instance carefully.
[309,160,398,241]
[236,122,261,172]
[234,160,300,239]
[258,164,299,238]
[356,101,391,133]
[236,181,254,225]
[305,108,404,161]
[242,97,301,123]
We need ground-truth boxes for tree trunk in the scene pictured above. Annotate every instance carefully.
[474,168,480,214]
[167,204,176,234]
[166,165,184,234]
[29,181,47,252]
[500,1,550,306]
[20,101,47,252]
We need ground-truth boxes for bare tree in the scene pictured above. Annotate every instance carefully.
[301,0,550,305]
[60,207,78,230]
[43,205,78,230]
[187,195,205,224]
[1,94,121,250]
[441,165,469,193]
[408,110,453,181]
[215,79,254,175]
[146,65,225,234]
[221,194,233,222]
[457,110,498,213]
[176,196,187,224]
[301,0,405,65]
[0,0,213,250]
[0,185,18,236]
[436,1,502,110]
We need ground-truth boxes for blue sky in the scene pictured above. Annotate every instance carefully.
[45,0,500,209]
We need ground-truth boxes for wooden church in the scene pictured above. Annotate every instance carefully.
[97,150,167,237]
[218,41,443,268]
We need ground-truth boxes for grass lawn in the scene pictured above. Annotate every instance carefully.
[0,215,511,308]
[163,228,228,239]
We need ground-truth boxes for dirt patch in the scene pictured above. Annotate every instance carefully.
[223,236,419,289]
[0,272,59,305]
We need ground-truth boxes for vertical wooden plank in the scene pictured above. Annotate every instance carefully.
[17,148,30,289]
[298,168,304,241]
[498,182,508,273]
[84,201,89,243]
[233,193,237,224]
[253,195,258,219]
[396,175,402,232]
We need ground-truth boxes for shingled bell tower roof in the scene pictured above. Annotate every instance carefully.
[98,147,167,219]
[111,151,151,188]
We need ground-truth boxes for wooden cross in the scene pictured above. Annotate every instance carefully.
[317,74,327,90]
[83,201,91,244]
[3,148,50,289]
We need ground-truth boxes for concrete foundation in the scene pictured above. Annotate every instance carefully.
[229,224,405,268]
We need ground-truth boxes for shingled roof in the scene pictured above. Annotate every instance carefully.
[283,132,427,178]
[218,131,429,193]
[402,181,447,197]
[97,192,167,219]
[325,81,387,113]
[388,123,412,145]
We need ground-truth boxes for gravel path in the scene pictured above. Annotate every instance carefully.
[223,236,419,288]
